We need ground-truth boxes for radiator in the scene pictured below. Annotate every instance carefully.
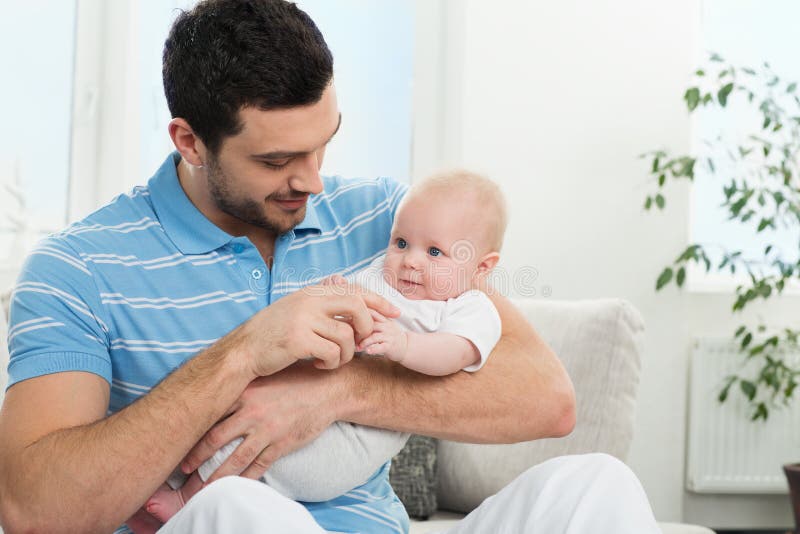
[686,338,800,493]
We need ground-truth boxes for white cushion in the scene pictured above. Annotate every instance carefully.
[409,516,715,534]
[437,298,644,513]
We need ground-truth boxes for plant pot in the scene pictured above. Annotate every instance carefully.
[784,463,800,534]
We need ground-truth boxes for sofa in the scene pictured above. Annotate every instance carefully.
[0,293,713,533]
[395,298,714,533]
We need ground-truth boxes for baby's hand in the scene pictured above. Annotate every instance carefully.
[358,310,408,363]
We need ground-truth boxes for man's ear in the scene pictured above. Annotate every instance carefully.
[168,117,207,167]
[476,252,500,276]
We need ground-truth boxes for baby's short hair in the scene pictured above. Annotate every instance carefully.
[405,169,508,252]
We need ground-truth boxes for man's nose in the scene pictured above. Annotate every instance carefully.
[289,152,324,195]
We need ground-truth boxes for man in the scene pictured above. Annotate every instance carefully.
[0,1,659,533]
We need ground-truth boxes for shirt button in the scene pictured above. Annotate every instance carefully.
[232,243,244,254]
[251,269,263,280]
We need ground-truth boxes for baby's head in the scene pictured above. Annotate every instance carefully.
[383,169,507,300]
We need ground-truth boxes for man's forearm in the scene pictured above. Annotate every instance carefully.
[336,296,576,443]
[0,332,255,533]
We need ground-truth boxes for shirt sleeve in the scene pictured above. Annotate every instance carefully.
[439,290,502,372]
[6,236,112,390]
[380,177,408,223]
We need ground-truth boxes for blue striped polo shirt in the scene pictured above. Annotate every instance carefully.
[7,151,409,534]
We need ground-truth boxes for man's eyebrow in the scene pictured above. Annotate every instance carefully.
[251,113,342,160]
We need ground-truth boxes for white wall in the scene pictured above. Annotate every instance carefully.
[441,0,795,528]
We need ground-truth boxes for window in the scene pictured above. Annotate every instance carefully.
[0,2,76,266]
[690,0,800,288]
[137,0,415,182]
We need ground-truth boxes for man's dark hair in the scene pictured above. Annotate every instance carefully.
[163,0,333,154]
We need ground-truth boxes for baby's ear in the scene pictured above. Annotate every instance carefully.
[476,252,500,275]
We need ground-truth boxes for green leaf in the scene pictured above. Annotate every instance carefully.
[656,268,673,291]
[658,174,666,187]
[757,218,772,232]
[676,267,686,287]
[652,157,660,173]
[684,87,701,111]
[764,245,773,255]
[644,196,652,210]
[741,332,753,349]
[695,69,705,77]
[710,53,724,62]
[742,67,756,75]
[789,82,798,93]
[718,83,734,107]
[752,402,768,421]
[740,380,757,401]
[655,194,665,209]
[734,325,746,337]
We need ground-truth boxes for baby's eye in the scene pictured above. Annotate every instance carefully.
[396,238,408,249]
[428,246,441,257]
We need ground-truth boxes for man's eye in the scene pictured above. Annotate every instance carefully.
[264,159,290,169]
[428,247,441,257]
[397,238,407,249]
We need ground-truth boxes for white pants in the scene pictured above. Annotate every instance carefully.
[156,453,661,534]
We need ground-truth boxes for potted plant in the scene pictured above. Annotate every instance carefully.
[640,52,800,531]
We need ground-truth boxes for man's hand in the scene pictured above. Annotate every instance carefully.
[241,279,399,377]
[179,360,344,482]
[357,310,409,363]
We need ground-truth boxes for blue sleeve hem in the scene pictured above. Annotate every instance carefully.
[7,351,112,391]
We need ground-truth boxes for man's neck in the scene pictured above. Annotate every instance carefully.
[176,158,276,265]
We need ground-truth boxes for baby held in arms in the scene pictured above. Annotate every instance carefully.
[131,170,508,531]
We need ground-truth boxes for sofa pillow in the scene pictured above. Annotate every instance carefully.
[389,434,438,519]
[436,298,645,513]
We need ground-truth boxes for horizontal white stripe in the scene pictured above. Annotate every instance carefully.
[100,290,251,305]
[109,338,219,347]
[291,196,390,249]
[84,333,106,345]
[312,180,379,206]
[289,204,391,252]
[7,321,65,344]
[65,219,162,236]
[7,316,56,338]
[101,294,255,310]
[29,249,92,276]
[63,217,153,235]
[345,487,383,502]
[272,249,383,293]
[338,505,403,533]
[112,378,152,393]
[14,283,110,334]
[110,382,149,396]
[110,344,209,354]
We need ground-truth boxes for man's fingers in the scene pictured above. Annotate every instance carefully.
[204,437,262,484]
[369,309,387,323]
[239,444,284,480]
[181,422,243,474]
[360,289,400,318]
[306,331,343,369]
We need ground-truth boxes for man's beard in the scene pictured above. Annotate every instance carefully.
[206,156,305,235]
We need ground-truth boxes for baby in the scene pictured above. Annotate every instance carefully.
[129,169,507,532]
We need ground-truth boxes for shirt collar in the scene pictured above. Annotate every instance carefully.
[148,152,233,255]
[148,152,322,253]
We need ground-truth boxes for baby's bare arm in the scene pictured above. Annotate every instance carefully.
[400,331,480,376]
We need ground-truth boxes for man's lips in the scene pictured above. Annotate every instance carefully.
[273,196,309,210]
